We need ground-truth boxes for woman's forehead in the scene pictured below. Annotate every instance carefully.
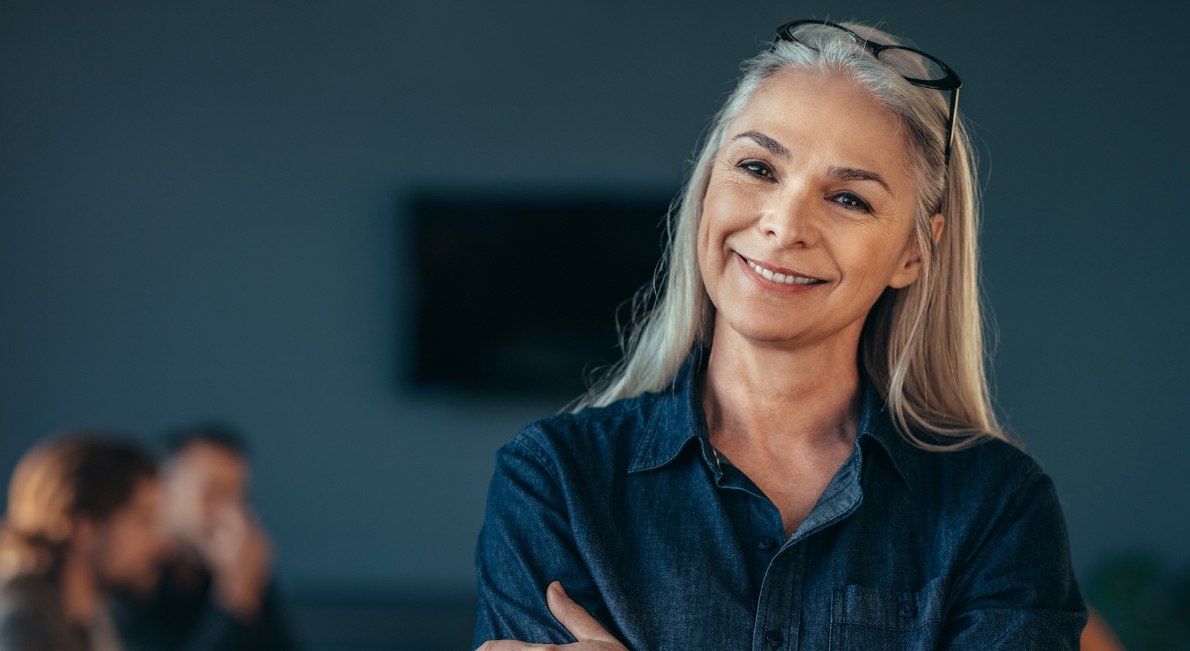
[726,69,913,178]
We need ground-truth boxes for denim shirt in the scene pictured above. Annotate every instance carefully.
[473,350,1086,650]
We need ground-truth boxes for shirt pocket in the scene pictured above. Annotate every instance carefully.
[829,576,948,651]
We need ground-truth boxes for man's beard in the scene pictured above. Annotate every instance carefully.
[96,562,162,600]
[89,536,162,598]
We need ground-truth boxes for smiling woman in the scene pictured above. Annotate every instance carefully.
[698,71,938,368]
[473,19,1086,651]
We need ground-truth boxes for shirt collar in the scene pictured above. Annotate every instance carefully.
[628,347,710,474]
[628,347,915,489]
[854,381,914,489]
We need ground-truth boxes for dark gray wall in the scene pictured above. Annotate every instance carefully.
[2,0,1187,595]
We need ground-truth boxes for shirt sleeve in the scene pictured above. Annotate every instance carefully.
[0,609,52,651]
[0,589,71,651]
[941,466,1087,650]
[472,433,617,648]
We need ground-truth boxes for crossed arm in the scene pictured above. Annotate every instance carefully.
[474,434,1087,649]
[477,582,624,651]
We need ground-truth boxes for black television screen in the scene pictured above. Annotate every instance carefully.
[405,191,672,400]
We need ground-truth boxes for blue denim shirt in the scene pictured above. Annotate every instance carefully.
[473,350,1086,649]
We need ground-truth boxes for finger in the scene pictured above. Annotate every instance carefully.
[475,642,554,651]
[545,582,616,643]
[220,503,250,533]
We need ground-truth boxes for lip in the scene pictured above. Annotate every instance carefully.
[734,252,828,292]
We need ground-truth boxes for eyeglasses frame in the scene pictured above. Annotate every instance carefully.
[774,19,962,167]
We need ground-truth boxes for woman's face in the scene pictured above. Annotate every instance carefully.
[697,69,939,352]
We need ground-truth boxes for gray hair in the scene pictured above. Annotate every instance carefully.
[575,22,1006,450]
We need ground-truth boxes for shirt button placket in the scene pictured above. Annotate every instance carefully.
[753,541,804,651]
[753,534,779,597]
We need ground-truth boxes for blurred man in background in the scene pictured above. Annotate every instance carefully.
[113,424,299,651]
[0,434,168,651]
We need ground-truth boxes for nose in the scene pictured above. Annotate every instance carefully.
[755,185,819,249]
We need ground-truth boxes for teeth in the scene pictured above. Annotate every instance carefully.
[746,258,821,285]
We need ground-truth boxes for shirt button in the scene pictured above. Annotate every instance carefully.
[764,630,784,647]
[756,536,776,551]
[898,603,916,618]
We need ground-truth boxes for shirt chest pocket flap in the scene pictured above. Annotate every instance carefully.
[829,576,948,651]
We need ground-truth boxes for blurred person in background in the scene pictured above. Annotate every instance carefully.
[112,424,300,651]
[0,434,168,651]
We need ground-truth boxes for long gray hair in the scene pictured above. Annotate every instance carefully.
[574,22,1006,450]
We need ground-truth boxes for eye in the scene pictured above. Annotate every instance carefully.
[737,159,775,180]
[831,192,872,212]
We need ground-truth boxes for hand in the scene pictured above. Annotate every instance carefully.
[476,582,627,651]
[195,503,273,620]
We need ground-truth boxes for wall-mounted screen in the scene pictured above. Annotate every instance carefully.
[405,191,672,400]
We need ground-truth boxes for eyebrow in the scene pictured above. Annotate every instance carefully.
[732,130,791,160]
[827,166,894,197]
[732,130,895,198]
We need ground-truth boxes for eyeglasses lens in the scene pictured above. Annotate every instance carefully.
[784,23,948,84]
[876,49,948,83]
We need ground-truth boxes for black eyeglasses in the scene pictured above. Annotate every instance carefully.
[775,19,962,166]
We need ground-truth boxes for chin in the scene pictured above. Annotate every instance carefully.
[718,313,806,345]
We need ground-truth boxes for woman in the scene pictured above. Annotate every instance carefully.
[0,435,167,651]
[473,19,1086,650]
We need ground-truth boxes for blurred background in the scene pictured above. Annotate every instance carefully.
[2,1,1188,649]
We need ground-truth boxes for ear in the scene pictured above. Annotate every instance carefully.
[888,213,945,289]
[930,213,945,247]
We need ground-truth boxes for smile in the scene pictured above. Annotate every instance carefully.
[741,255,825,286]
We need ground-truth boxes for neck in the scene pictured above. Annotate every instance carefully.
[60,552,102,625]
[702,323,863,452]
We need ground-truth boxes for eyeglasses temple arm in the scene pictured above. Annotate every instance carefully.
[944,86,960,167]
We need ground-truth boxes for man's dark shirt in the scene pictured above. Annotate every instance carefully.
[112,559,300,651]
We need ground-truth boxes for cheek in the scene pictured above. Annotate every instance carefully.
[95,528,134,571]
[199,489,222,515]
[695,211,724,303]
[119,525,163,563]
[842,232,916,289]
[697,187,744,261]
[701,182,745,228]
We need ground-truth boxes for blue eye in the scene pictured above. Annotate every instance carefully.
[738,160,774,179]
[832,192,871,212]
